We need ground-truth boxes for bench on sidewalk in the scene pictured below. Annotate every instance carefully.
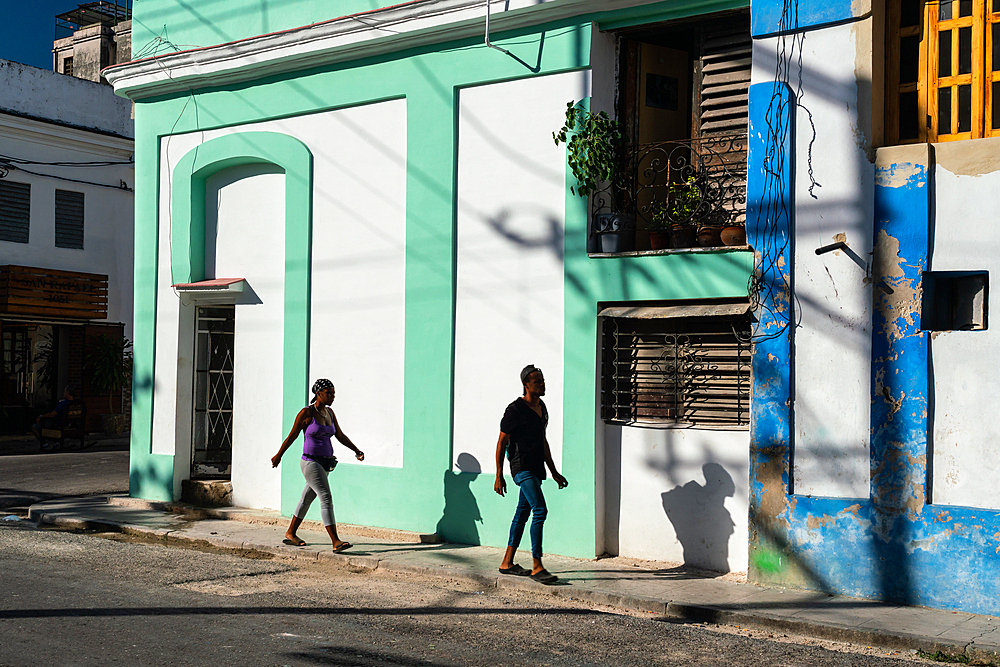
[40,400,87,449]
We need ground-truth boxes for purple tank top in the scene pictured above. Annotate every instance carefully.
[302,406,336,459]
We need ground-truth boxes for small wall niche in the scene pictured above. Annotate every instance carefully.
[921,271,989,331]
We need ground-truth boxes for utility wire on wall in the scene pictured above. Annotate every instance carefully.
[0,161,134,192]
[0,153,134,167]
[746,0,801,344]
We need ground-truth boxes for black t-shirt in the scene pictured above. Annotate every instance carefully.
[500,397,548,480]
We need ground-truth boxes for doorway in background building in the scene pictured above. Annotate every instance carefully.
[191,306,234,479]
[1,323,56,434]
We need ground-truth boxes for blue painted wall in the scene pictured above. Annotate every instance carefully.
[751,0,868,37]
[745,84,1000,611]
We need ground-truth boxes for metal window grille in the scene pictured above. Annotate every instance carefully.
[0,181,31,244]
[601,314,751,427]
[55,190,85,249]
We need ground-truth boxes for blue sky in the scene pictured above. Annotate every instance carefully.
[0,1,87,70]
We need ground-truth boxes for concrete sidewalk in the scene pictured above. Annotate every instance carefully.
[23,495,1000,664]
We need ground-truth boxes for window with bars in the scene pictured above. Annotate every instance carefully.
[0,181,30,244]
[55,190,84,250]
[600,307,751,428]
[887,0,1000,143]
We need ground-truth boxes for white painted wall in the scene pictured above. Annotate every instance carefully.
[930,139,1000,509]
[753,23,874,498]
[308,99,407,469]
[0,59,133,138]
[453,72,586,475]
[153,99,407,505]
[0,113,134,337]
[605,425,749,572]
[207,164,286,509]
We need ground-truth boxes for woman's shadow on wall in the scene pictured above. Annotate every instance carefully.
[436,453,483,545]
[661,462,736,573]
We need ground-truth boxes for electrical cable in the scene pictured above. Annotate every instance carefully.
[0,153,133,167]
[745,0,800,344]
[2,162,133,191]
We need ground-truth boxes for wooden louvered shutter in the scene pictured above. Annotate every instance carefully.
[694,27,752,139]
[692,23,750,226]
[55,190,85,250]
[0,181,31,244]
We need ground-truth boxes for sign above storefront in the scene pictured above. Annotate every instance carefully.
[0,265,108,320]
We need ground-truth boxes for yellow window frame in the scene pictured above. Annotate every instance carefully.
[887,0,1000,143]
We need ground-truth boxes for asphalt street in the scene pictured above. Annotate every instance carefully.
[0,521,942,667]
[0,437,129,509]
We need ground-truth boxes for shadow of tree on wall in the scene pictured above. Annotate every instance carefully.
[660,462,736,573]
[436,453,483,545]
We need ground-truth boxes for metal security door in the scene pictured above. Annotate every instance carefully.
[192,306,234,478]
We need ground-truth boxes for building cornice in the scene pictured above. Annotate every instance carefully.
[104,0,665,100]
[0,111,135,156]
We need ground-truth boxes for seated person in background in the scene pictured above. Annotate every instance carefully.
[32,385,77,443]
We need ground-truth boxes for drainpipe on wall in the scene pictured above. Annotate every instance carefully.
[485,0,514,57]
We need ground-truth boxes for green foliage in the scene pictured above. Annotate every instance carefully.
[915,650,973,664]
[553,101,623,198]
[34,333,58,392]
[84,335,133,415]
[649,176,702,229]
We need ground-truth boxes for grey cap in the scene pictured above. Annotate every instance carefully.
[520,365,541,383]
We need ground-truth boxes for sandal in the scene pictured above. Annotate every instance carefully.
[530,568,558,584]
[499,564,531,576]
[282,537,307,547]
[332,542,352,553]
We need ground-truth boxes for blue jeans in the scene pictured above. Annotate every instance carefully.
[507,471,547,559]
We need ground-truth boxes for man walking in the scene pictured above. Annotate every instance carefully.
[494,364,568,584]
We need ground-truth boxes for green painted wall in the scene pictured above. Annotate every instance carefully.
[128,3,752,558]
[131,0,393,59]
[131,0,750,59]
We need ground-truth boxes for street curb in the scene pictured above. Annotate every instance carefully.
[105,495,440,544]
[662,603,987,659]
[28,508,1000,664]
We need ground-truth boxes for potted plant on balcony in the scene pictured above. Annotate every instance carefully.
[84,334,132,435]
[553,102,634,253]
[647,200,673,250]
[648,176,701,249]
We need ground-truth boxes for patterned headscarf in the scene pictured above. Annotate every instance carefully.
[311,378,334,397]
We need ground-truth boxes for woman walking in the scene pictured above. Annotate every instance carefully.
[271,378,364,552]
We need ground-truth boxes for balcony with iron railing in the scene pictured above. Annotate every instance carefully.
[589,134,749,254]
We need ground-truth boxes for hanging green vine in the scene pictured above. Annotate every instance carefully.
[552,101,623,198]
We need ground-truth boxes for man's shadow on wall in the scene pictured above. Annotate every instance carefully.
[661,462,736,573]
[436,453,483,545]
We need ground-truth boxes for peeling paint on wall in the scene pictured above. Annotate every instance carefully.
[747,39,1000,613]
[934,136,1000,177]
[874,162,925,188]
